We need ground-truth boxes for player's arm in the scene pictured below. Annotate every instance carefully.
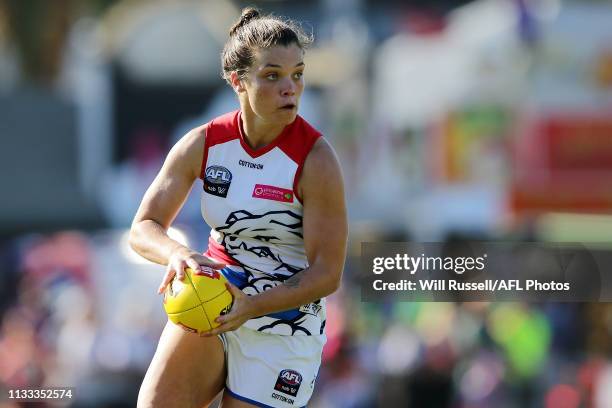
[129,127,225,293]
[208,138,348,334]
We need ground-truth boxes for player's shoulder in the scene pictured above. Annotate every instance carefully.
[279,115,322,165]
[306,137,340,172]
[208,110,239,129]
[173,123,205,157]
[293,114,322,139]
[171,110,240,178]
[173,110,239,156]
[291,115,338,174]
[297,136,344,203]
[204,110,241,147]
[164,125,204,180]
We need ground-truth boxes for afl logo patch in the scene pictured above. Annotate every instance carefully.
[274,369,302,397]
[204,165,232,198]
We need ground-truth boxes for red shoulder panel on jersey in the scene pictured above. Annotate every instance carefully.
[199,110,241,180]
[277,116,322,203]
[278,116,322,164]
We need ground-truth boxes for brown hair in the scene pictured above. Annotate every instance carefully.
[221,7,313,83]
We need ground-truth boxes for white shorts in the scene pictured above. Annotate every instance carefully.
[219,326,326,407]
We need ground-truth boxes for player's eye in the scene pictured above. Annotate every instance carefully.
[266,72,278,80]
[293,72,303,80]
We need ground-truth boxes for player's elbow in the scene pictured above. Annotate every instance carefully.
[321,267,343,296]
[326,277,341,296]
[312,252,345,297]
[128,221,145,253]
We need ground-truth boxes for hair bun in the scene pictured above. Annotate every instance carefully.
[229,7,260,36]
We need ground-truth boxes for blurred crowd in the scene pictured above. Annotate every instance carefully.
[2,231,612,407]
[0,231,160,407]
[1,0,612,407]
[315,254,612,407]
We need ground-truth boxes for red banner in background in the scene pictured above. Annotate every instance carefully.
[544,116,612,171]
[511,113,612,214]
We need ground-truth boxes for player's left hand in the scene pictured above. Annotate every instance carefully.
[201,283,255,337]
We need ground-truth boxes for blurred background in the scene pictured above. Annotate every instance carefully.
[1,0,612,407]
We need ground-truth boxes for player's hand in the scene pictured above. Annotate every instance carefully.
[158,247,226,294]
[201,283,254,336]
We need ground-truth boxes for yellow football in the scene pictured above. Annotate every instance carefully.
[163,267,233,334]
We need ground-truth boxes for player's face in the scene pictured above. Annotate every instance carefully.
[240,44,305,125]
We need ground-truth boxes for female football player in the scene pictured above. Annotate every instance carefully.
[130,7,347,408]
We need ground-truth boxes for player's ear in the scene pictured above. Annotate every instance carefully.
[230,71,246,93]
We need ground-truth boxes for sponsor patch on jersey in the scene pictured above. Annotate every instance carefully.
[252,184,294,203]
[204,165,232,198]
[274,369,302,397]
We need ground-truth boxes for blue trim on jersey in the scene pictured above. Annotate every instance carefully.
[221,268,302,321]
[266,308,302,320]
[225,387,272,407]
[221,267,248,288]
[225,387,308,408]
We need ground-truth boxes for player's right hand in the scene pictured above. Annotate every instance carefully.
[158,247,226,294]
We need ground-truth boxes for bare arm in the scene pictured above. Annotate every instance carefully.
[129,127,224,292]
[209,138,348,333]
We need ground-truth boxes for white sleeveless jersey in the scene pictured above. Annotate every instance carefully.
[198,110,325,336]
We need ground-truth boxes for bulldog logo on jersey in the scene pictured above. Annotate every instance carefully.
[204,165,232,198]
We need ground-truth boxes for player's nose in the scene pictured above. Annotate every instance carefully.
[280,78,296,96]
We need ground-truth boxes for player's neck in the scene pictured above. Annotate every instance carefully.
[240,110,286,150]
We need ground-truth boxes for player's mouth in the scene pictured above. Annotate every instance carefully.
[280,103,296,110]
